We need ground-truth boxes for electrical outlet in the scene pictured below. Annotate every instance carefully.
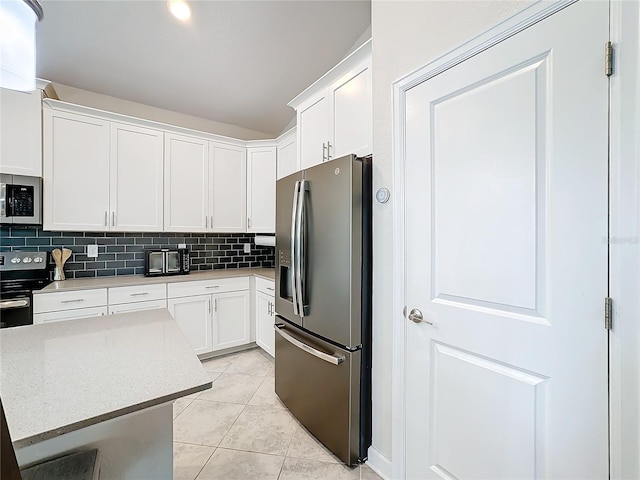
[178,243,187,249]
[87,245,98,258]
[244,243,251,254]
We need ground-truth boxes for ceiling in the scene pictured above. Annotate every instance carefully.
[35,0,371,137]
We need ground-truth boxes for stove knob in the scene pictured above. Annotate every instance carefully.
[10,257,21,264]
[22,257,33,263]
[34,257,44,263]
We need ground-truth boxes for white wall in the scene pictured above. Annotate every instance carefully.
[370,0,533,464]
[51,82,272,141]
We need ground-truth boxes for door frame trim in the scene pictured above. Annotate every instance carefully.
[390,1,598,477]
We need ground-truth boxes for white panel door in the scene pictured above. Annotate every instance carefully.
[298,95,329,169]
[164,133,209,232]
[212,291,250,351]
[255,291,275,357]
[43,109,110,231]
[210,142,246,232]
[168,295,213,355]
[0,88,42,176]
[110,123,164,232]
[247,147,276,233]
[403,2,609,478]
[277,134,298,179]
[330,59,372,159]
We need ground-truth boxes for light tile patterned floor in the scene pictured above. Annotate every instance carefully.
[173,348,382,480]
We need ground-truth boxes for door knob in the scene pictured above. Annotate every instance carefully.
[408,308,433,325]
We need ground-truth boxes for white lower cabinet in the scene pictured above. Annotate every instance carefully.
[108,300,167,315]
[34,306,108,324]
[168,295,213,355]
[33,289,109,324]
[167,277,251,355]
[255,278,275,357]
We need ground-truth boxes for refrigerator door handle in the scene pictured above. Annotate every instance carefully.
[295,180,307,317]
[291,181,301,316]
[275,325,344,365]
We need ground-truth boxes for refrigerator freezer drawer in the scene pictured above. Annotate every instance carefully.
[274,322,361,465]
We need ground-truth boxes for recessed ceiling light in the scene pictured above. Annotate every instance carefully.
[168,0,190,21]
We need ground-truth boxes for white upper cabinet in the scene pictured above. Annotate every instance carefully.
[0,87,42,176]
[164,133,209,232]
[210,142,246,232]
[276,128,298,180]
[44,105,165,232]
[44,109,110,231]
[110,123,164,231]
[289,40,372,168]
[247,146,276,233]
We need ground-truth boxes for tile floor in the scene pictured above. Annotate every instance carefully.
[173,347,382,480]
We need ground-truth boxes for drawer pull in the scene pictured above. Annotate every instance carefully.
[205,285,220,289]
[130,292,150,297]
[61,299,85,304]
[266,287,274,291]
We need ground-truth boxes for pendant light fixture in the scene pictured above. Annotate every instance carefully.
[0,0,43,92]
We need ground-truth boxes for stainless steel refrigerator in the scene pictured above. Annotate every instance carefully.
[274,154,372,466]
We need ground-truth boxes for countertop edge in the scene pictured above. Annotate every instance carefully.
[36,269,275,294]
[12,381,212,449]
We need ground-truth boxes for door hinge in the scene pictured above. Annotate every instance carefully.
[604,297,613,330]
[605,41,614,77]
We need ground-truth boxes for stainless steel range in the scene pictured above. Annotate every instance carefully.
[0,251,50,328]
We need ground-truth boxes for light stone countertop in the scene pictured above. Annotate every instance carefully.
[38,268,275,293]
[0,309,212,448]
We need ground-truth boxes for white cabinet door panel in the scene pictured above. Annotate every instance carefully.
[212,291,250,351]
[43,110,110,231]
[164,134,209,232]
[330,60,372,159]
[277,134,297,179]
[298,96,329,170]
[0,88,42,176]
[111,123,164,232]
[210,142,246,232]
[247,147,276,233]
[168,295,213,355]
[255,291,274,357]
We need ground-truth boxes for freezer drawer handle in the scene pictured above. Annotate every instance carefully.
[275,325,345,365]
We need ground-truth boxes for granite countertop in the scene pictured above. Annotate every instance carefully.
[38,268,275,293]
[0,309,212,448]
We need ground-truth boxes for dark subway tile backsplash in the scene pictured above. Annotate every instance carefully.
[0,227,275,280]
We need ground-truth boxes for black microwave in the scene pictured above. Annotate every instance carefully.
[144,248,190,276]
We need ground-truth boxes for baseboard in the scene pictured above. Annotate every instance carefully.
[366,446,393,480]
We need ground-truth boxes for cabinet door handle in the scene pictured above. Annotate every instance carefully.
[247,217,251,229]
[267,301,271,315]
[111,211,115,226]
[322,142,327,162]
[104,211,108,226]
[208,299,211,313]
[210,216,213,228]
[206,216,209,228]
[214,299,217,312]
[327,141,332,160]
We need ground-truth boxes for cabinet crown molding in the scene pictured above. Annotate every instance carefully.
[42,98,269,148]
[288,39,372,110]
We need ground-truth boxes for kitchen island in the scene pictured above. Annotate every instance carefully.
[0,309,211,479]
